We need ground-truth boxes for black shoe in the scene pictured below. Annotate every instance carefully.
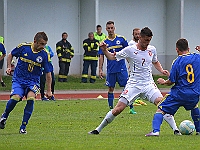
[0,117,7,129]
[58,78,63,82]
[63,79,68,82]
[174,130,182,135]
[1,81,6,87]
[196,132,200,135]
[19,129,27,134]
[88,130,99,135]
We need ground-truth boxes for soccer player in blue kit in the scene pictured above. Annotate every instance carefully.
[98,21,136,114]
[146,38,200,136]
[0,32,52,134]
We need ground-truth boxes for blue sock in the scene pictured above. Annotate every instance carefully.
[130,104,133,109]
[2,98,19,118]
[108,93,114,109]
[191,107,200,132]
[20,99,34,129]
[152,112,164,132]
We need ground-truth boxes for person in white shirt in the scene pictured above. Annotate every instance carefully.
[128,28,140,46]
[88,27,177,135]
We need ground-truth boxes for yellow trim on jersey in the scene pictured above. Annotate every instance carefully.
[20,57,41,67]
[106,34,127,41]
[17,42,32,48]
[157,94,169,106]
[194,104,199,108]
[107,45,123,51]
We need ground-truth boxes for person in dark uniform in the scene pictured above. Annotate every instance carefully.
[56,32,74,82]
[81,32,99,83]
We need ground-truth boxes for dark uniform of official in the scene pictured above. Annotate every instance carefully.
[81,38,99,83]
[56,39,74,82]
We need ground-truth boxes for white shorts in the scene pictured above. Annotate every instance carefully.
[119,81,163,106]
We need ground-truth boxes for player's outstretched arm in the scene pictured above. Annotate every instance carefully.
[6,53,13,75]
[100,42,116,60]
[152,61,169,76]
[99,55,104,79]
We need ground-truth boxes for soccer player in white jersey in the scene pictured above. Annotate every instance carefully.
[128,28,140,46]
[128,28,147,109]
[88,27,177,135]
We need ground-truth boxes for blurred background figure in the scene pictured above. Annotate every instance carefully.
[56,32,74,82]
[40,45,56,101]
[81,32,99,83]
[94,25,107,43]
[0,36,6,87]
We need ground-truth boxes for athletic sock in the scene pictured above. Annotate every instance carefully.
[130,104,133,109]
[95,111,115,133]
[152,112,163,132]
[191,107,200,132]
[20,97,35,129]
[2,97,19,118]
[108,92,114,109]
[163,114,178,131]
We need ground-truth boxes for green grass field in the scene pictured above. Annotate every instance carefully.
[0,100,199,150]
[0,75,170,92]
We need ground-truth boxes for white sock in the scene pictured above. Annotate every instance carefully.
[95,111,115,133]
[163,114,178,131]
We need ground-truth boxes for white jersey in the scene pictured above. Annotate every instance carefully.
[128,40,137,46]
[115,44,162,105]
[115,44,158,83]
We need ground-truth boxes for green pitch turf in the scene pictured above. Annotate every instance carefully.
[0,100,199,150]
[0,75,170,92]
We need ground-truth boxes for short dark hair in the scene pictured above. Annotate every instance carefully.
[34,32,48,42]
[62,32,68,37]
[140,27,153,37]
[88,32,94,36]
[96,25,102,28]
[106,21,114,26]
[176,38,188,52]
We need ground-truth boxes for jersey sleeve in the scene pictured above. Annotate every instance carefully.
[169,58,179,83]
[42,52,52,73]
[48,46,54,58]
[98,47,104,55]
[11,45,24,58]
[115,46,130,61]
[152,47,158,63]
[122,38,129,48]
[0,43,6,54]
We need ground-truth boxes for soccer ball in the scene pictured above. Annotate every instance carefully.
[179,120,195,135]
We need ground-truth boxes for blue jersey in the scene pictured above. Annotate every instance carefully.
[11,43,52,84]
[169,53,200,98]
[99,34,128,73]
[0,43,6,55]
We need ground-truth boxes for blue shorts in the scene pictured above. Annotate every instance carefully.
[158,93,199,115]
[11,81,40,99]
[105,71,128,88]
